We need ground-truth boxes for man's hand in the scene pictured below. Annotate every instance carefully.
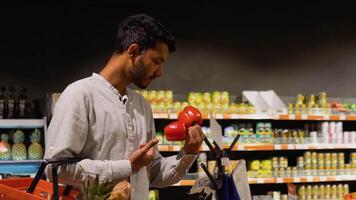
[129,138,159,174]
[183,125,204,154]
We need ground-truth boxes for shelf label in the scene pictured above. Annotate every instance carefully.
[320,176,327,182]
[257,178,264,184]
[275,145,281,150]
[306,176,313,182]
[173,146,181,151]
[294,177,301,183]
[169,113,178,119]
[276,178,283,183]
[230,114,239,119]
[237,145,244,150]
[215,114,223,119]
[289,115,295,120]
[287,144,294,149]
[301,114,308,120]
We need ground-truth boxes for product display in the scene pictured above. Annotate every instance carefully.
[0,86,39,119]
[288,92,356,115]
[247,151,356,178]
[137,89,256,115]
[297,183,349,200]
[0,134,11,160]
[11,130,27,161]
[28,129,43,160]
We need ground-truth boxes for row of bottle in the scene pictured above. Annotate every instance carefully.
[0,86,41,119]
[298,183,349,200]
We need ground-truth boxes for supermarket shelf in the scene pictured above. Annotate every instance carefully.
[0,119,45,128]
[0,160,42,164]
[276,114,356,121]
[154,113,272,120]
[154,112,356,121]
[158,143,356,152]
[172,175,356,186]
[0,160,42,178]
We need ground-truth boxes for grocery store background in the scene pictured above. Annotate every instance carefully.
[1,1,356,101]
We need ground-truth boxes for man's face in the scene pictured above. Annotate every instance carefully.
[130,41,169,89]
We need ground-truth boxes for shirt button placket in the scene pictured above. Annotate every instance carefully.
[126,118,135,154]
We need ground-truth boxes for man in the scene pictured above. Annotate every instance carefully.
[44,13,204,199]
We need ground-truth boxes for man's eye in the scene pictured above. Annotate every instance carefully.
[153,59,161,65]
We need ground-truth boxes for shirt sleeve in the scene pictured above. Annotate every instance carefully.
[44,84,132,186]
[147,106,198,188]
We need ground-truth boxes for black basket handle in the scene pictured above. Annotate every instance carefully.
[27,157,84,200]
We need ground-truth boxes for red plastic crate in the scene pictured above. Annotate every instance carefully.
[0,178,79,200]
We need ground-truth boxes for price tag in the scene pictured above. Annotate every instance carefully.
[276,178,283,183]
[320,176,327,182]
[324,115,330,120]
[169,113,178,119]
[294,177,301,183]
[287,144,294,149]
[289,115,295,120]
[306,176,313,182]
[301,114,308,120]
[230,114,238,119]
[340,114,346,120]
[173,145,181,151]
[275,145,281,150]
[257,178,264,184]
[215,114,223,119]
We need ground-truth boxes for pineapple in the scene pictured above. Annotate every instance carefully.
[75,175,114,200]
[0,134,11,160]
[11,130,27,160]
[28,129,43,160]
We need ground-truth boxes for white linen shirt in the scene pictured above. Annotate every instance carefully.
[44,73,197,200]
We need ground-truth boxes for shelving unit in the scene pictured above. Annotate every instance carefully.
[172,174,356,186]
[0,118,47,178]
[154,111,356,197]
[154,112,356,121]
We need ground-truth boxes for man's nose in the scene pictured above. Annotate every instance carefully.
[155,66,163,78]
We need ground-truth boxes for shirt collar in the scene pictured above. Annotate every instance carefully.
[92,73,129,103]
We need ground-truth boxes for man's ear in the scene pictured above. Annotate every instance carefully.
[127,44,141,58]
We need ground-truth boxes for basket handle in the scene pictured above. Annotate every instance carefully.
[27,157,83,200]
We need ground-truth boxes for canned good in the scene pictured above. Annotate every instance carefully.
[344,184,349,195]
[297,156,305,169]
[331,185,337,196]
[312,185,318,196]
[306,185,312,196]
[338,153,345,165]
[164,90,173,104]
[319,185,325,197]
[272,157,279,170]
[325,185,331,196]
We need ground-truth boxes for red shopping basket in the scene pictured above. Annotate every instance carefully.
[345,192,356,200]
[0,157,82,200]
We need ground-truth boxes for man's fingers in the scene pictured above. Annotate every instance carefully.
[146,146,155,157]
[141,138,159,152]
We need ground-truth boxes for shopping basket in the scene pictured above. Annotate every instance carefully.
[345,192,356,200]
[0,157,82,200]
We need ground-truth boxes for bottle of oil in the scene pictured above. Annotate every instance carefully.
[6,86,16,119]
[0,86,6,119]
[18,87,27,118]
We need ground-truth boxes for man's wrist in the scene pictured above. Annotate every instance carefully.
[183,146,199,154]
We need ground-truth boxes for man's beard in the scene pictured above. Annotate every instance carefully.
[130,57,149,89]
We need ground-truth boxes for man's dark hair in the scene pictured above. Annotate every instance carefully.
[114,13,176,53]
